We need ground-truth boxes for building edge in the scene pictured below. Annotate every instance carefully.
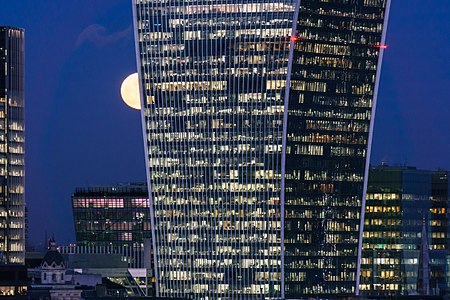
[131,1,160,296]
[281,0,303,298]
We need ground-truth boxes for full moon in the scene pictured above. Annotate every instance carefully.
[120,72,141,110]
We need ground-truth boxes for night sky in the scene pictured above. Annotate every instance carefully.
[0,1,449,246]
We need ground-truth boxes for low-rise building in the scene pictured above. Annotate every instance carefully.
[28,239,101,300]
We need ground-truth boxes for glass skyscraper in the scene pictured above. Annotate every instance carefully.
[133,0,391,298]
[360,166,450,296]
[0,27,25,265]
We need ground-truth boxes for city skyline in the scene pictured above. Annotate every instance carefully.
[0,0,449,254]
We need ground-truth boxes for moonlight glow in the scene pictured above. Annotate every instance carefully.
[120,72,141,110]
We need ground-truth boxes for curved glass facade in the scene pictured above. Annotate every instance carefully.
[284,1,389,297]
[133,0,390,298]
[134,1,296,298]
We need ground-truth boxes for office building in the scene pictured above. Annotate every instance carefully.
[133,0,391,298]
[71,183,151,258]
[72,183,150,248]
[0,26,25,264]
[360,165,450,296]
[71,183,154,295]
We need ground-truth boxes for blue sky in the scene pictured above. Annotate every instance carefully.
[1,1,450,245]
[1,1,145,246]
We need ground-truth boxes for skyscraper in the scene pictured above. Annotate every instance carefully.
[133,0,391,298]
[0,26,25,265]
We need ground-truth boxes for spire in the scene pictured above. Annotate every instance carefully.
[417,214,430,295]
[48,237,57,251]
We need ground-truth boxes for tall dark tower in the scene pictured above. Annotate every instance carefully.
[0,27,25,264]
[133,0,391,298]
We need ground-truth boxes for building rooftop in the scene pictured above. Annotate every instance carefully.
[73,182,147,196]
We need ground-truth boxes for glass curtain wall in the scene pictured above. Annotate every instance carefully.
[134,1,295,299]
[0,27,25,265]
[284,0,389,297]
[134,0,390,298]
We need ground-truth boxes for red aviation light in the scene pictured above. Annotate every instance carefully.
[373,44,388,49]
[290,35,301,42]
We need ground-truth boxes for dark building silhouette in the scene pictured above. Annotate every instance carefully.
[0,265,27,298]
